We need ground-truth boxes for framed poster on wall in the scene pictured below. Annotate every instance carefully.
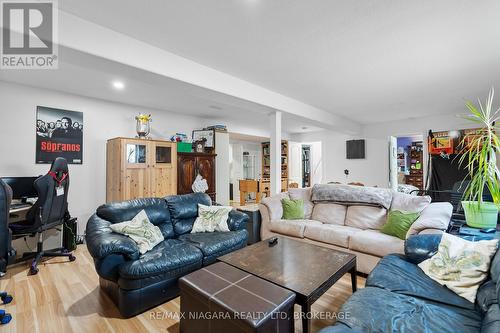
[36,106,83,164]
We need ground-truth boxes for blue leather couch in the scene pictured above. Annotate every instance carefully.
[320,234,500,333]
[85,193,248,317]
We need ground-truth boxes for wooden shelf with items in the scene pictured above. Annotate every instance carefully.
[261,140,288,197]
[405,141,424,189]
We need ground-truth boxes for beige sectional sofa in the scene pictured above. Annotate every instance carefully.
[259,186,452,274]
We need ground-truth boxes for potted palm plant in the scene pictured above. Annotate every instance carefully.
[459,88,500,228]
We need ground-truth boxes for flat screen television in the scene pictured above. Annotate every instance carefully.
[346,140,365,159]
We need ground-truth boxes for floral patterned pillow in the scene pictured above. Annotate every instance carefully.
[419,233,498,302]
[191,204,232,233]
[109,210,164,254]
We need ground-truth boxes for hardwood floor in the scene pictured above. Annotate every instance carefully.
[0,245,365,333]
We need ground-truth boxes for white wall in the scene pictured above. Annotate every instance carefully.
[291,131,388,187]
[0,81,206,234]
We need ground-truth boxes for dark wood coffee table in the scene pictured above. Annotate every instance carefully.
[219,237,357,333]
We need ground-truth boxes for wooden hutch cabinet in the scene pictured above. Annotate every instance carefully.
[106,137,177,202]
[177,152,216,202]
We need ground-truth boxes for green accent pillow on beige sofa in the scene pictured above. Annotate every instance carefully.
[380,210,419,240]
[281,198,305,220]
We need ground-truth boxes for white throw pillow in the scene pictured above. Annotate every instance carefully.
[419,233,498,302]
[191,204,232,233]
[109,210,164,255]
[391,191,431,213]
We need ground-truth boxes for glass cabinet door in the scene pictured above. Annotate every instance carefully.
[126,144,147,164]
[155,146,172,164]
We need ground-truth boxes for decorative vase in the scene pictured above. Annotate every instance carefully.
[135,114,151,139]
[462,201,498,229]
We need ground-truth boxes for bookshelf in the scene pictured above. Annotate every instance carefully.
[260,140,288,197]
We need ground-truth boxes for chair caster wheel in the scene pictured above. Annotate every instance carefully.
[0,312,12,325]
[69,255,76,262]
[0,292,13,304]
[29,267,39,275]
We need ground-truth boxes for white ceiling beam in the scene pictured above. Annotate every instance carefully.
[54,11,360,134]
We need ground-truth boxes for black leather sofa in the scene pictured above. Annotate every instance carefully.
[319,234,500,333]
[85,193,248,317]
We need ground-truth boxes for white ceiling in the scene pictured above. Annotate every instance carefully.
[0,47,323,134]
[58,0,500,124]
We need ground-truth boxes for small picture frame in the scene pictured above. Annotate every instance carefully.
[192,129,214,148]
[194,139,206,153]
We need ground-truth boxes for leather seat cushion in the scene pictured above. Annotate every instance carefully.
[269,220,322,238]
[304,223,361,247]
[96,198,174,239]
[178,230,248,264]
[349,229,404,257]
[367,254,475,310]
[165,193,211,235]
[337,287,481,333]
[118,239,203,280]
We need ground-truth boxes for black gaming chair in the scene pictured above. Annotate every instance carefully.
[0,179,16,276]
[9,158,76,275]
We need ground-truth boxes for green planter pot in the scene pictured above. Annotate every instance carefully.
[462,201,499,228]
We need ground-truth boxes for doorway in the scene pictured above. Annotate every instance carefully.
[389,134,424,192]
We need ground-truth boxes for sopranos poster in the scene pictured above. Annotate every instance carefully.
[36,106,83,164]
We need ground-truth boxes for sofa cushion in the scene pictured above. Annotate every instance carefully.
[281,198,305,220]
[288,187,313,219]
[391,191,431,213]
[407,202,452,237]
[178,230,248,265]
[367,254,475,310]
[118,239,203,280]
[269,219,321,238]
[349,230,404,257]
[345,206,387,230]
[96,198,174,239]
[166,193,212,235]
[311,203,347,225]
[380,210,420,240]
[109,210,164,255]
[260,193,290,221]
[418,233,498,303]
[336,287,482,333]
[304,223,360,248]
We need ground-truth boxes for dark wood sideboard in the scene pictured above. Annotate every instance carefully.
[177,152,216,202]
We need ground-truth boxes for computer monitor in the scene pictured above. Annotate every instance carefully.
[1,177,39,201]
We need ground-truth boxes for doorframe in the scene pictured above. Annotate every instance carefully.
[388,132,427,190]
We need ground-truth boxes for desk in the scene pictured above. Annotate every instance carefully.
[9,205,31,223]
[238,179,261,206]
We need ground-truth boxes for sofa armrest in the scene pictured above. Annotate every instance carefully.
[406,202,452,238]
[227,209,249,231]
[85,214,140,261]
[259,193,290,239]
[404,234,442,264]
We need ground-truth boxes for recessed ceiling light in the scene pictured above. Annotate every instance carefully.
[112,80,125,90]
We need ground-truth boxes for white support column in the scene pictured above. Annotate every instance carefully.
[270,111,282,195]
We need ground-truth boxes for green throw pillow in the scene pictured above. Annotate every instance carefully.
[381,210,420,240]
[281,198,305,220]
